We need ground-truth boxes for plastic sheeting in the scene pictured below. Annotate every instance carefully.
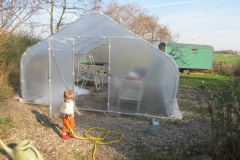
[21,11,182,119]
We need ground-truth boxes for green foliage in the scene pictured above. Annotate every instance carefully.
[0,32,40,101]
[0,63,14,101]
[178,73,240,159]
[0,87,12,102]
[0,117,12,135]
[0,117,11,124]
[198,78,240,159]
[0,32,40,66]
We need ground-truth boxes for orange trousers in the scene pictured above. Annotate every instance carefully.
[62,117,75,134]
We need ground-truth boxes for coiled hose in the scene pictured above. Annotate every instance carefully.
[67,119,123,160]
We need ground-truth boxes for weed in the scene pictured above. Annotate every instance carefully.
[71,151,88,160]
[0,117,11,124]
[197,78,240,159]
[170,119,184,125]
[0,117,12,135]
[0,63,14,101]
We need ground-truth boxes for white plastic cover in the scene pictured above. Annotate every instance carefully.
[20,11,182,119]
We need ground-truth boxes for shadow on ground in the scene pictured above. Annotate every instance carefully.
[31,110,62,137]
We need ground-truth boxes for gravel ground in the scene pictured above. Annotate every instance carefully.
[0,87,212,160]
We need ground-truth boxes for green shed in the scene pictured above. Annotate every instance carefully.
[159,42,214,72]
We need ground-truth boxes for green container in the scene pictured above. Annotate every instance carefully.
[81,61,89,65]
[159,42,214,70]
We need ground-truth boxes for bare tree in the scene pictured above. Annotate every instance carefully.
[41,0,103,34]
[103,2,173,46]
[159,42,189,64]
[0,0,45,53]
[92,0,102,10]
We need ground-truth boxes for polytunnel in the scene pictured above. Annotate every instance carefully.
[20,11,182,119]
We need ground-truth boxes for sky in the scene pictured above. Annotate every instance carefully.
[103,0,240,51]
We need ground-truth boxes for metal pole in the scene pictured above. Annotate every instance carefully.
[48,37,52,117]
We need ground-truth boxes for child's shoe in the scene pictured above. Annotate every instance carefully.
[62,135,70,140]
[69,132,75,138]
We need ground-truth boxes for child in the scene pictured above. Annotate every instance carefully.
[60,89,82,140]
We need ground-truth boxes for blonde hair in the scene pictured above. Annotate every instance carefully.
[63,89,74,99]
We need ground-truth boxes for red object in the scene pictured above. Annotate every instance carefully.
[69,132,75,138]
[125,76,143,81]
[62,135,70,140]
[62,117,75,134]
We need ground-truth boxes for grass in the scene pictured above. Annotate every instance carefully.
[214,54,240,63]
[177,73,231,115]
[179,73,230,89]
[0,117,12,135]
[178,73,240,160]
